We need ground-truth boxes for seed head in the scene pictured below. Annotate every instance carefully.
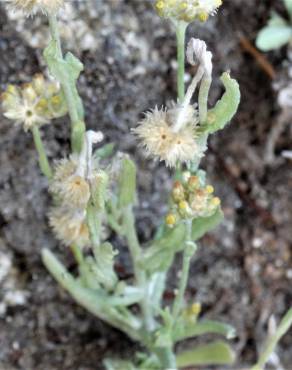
[133,106,204,167]
[49,207,90,248]
[9,0,64,16]
[50,156,91,209]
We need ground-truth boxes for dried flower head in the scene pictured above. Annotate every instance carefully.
[155,0,222,23]
[1,74,66,131]
[9,0,64,15]
[49,206,90,248]
[50,156,91,209]
[134,106,204,167]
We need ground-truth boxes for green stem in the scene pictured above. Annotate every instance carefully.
[251,308,292,370]
[123,205,155,332]
[155,347,177,369]
[70,244,83,265]
[48,14,85,153]
[172,220,196,320]
[32,126,52,179]
[198,77,212,123]
[176,21,187,103]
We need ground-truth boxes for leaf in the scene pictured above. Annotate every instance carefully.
[118,156,137,208]
[201,72,240,134]
[174,319,236,342]
[94,143,115,160]
[143,225,186,272]
[256,25,292,51]
[252,308,292,370]
[90,171,108,211]
[267,12,288,27]
[143,208,223,273]
[90,242,118,291]
[283,0,292,18]
[192,207,224,240]
[176,341,235,367]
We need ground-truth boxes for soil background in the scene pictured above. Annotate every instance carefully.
[0,1,291,369]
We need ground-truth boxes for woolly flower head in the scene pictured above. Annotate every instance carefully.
[9,0,64,15]
[50,131,104,209]
[49,207,90,248]
[50,156,91,209]
[155,0,222,22]
[133,105,204,167]
[1,74,66,131]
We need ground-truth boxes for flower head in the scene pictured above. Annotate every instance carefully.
[133,106,204,167]
[155,0,222,23]
[1,74,66,131]
[50,131,104,208]
[50,156,91,209]
[166,172,220,227]
[9,0,64,15]
[49,206,90,248]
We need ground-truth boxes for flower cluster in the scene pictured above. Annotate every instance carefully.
[134,38,213,167]
[9,0,64,16]
[49,131,104,247]
[165,171,220,227]
[1,74,66,131]
[155,0,223,23]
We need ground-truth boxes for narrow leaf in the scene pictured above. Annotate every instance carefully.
[174,319,236,342]
[118,156,137,208]
[176,341,235,367]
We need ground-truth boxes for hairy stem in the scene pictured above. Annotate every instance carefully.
[251,308,292,370]
[48,14,85,153]
[198,77,212,123]
[172,220,196,320]
[32,126,52,179]
[123,205,155,332]
[176,21,187,103]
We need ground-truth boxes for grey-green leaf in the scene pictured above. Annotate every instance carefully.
[118,156,137,208]
[173,319,236,342]
[256,25,292,51]
[176,341,235,367]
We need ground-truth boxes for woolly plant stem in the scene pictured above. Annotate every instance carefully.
[123,205,155,332]
[199,76,212,123]
[176,21,187,103]
[172,220,196,320]
[32,125,52,179]
[48,14,85,153]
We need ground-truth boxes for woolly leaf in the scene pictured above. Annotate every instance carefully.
[173,319,236,342]
[90,171,108,211]
[201,72,240,134]
[87,242,118,291]
[118,156,137,207]
[176,341,235,367]
[94,143,115,160]
[144,208,223,273]
[192,207,223,240]
[256,25,292,51]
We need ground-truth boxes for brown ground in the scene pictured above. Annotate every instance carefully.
[0,1,291,369]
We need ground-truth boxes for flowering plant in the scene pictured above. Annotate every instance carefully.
[4,1,290,369]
